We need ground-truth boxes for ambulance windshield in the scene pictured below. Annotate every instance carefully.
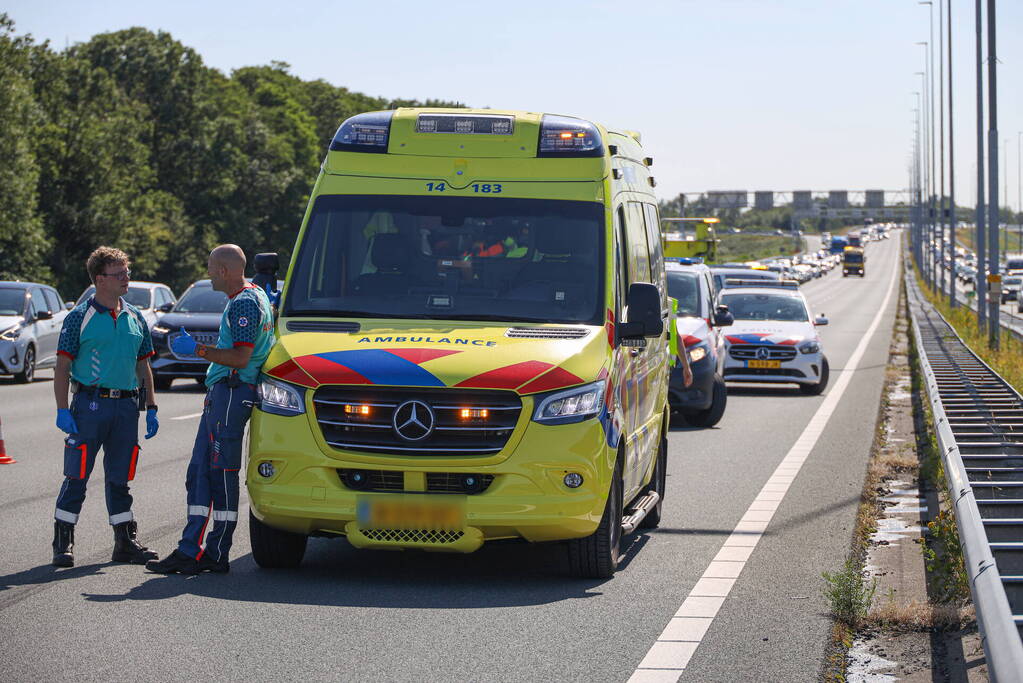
[284,195,604,325]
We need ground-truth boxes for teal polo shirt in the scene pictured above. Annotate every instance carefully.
[205,283,274,387]
[58,297,154,390]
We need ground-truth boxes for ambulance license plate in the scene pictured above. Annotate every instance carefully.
[357,495,464,530]
[747,360,781,369]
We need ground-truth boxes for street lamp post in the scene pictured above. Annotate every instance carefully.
[920,1,938,289]
[975,0,987,328]
[947,0,957,307]
[987,0,999,348]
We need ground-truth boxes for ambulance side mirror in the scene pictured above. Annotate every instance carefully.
[618,283,663,342]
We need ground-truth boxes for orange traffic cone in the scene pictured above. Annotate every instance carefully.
[0,417,15,464]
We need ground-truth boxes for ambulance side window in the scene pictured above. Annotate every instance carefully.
[624,203,651,285]
[639,202,666,309]
[615,206,629,314]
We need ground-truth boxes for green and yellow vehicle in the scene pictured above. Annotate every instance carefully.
[661,217,719,262]
[842,246,865,277]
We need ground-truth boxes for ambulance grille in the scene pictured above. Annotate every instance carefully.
[505,327,590,339]
[286,320,361,333]
[728,344,798,361]
[360,529,465,545]
[314,386,521,457]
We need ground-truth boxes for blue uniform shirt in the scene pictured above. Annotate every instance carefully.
[58,297,154,390]
[205,283,274,387]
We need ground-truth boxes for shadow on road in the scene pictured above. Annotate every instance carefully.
[73,531,656,608]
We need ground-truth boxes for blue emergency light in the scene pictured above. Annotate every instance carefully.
[666,257,704,265]
[330,111,394,153]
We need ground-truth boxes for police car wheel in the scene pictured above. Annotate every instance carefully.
[639,428,667,529]
[799,356,830,396]
[14,345,34,384]
[250,510,307,568]
[683,375,727,428]
[567,455,622,579]
[154,376,173,391]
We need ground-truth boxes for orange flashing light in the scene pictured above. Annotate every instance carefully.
[559,132,573,139]
[460,408,489,419]
[344,404,371,416]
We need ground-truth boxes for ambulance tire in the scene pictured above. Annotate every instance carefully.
[639,429,667,529]
[14,345,34,383]
[567,456,623,579]
[684,375,727,428]
[800,356,830,396]
[250,510,307,568]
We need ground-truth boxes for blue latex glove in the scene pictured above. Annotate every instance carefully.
[171,327,197,355]
[145,407,159,439]
[56,408,78,434]
[264,283,281,308]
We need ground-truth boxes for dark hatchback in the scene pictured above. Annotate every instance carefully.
[149,279,281,389]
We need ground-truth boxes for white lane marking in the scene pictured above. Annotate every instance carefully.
[629,242,901,682]
[171,411,203,421]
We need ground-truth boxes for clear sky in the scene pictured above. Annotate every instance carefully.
[5,0,1022,205]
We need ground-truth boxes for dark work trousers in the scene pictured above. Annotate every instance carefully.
[177,380,256,561]
[55,393,140,525]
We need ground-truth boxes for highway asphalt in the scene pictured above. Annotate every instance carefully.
[0,235,901,682]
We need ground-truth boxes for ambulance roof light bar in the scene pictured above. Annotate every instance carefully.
[330,111,394,153]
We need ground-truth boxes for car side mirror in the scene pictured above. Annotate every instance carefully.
[35,310,53,321]
[712,305,734,327]
[814,314,829,326]
[618,283,663,345]
[65,301,74,310]
[158,302,174,313]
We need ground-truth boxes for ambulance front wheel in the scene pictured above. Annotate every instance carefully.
[250,510,307,568]
[566,455,623,579]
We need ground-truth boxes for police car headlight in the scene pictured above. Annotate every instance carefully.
[532,380,605,425]
[688,345,708,363]
[0,324,20,341]
[798,340,821,355]
[259,377,306,416]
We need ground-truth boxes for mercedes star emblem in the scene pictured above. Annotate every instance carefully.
[755,347,770,360]
[392,400,435,441]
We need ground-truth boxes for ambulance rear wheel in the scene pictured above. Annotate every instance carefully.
[567,456,622,579]
[250,510,307,568]
[639,429,667,529]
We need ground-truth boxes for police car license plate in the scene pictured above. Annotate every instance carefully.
[357,495,464,530]
[747,360,781,369]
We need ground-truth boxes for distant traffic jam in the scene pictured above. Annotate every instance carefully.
[0,109,891,578]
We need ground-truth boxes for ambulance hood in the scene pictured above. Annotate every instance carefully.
[262,320,609,395]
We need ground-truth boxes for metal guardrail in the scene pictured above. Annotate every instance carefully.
[906,267,1023,681]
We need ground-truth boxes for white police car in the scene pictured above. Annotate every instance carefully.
[717,280,830,395]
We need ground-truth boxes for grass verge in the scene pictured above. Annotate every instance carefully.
[712,234,798,263]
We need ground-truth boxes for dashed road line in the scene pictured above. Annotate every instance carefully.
[629,245,900,682]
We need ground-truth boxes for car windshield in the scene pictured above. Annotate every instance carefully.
[1005,277,1023,285]
[666,272,701,317]
[719,292,809,322]
[76,285,152,309]
[174,285,228,313]
[0,288,26,316]
[844,253,863,263]
[284,195,604,324]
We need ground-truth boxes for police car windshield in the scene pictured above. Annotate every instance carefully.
[284,195,604,324]
[719,292,809,322]
[174,285,228,313]
[76,286,152,309]
[666,272,701,317]
[0,288,26,316]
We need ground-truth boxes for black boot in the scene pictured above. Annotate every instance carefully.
[196,553,230,574]
[146,549,199,575]
[111,520,159,564]
[52,520,74,567]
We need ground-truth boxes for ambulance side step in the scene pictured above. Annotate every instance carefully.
[621,491,660,535]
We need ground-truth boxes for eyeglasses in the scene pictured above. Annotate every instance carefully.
[100,269,131,281]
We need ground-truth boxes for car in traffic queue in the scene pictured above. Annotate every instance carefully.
[76,280,177,328]
[665,258,731,427]
[1002,275,1023,304]
[150,278,280,389]
[717,280,830,395]
[0,281,70,383]
[247,108,672,578]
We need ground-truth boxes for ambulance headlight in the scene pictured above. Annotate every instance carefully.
[532,380,605,425]
[537,114,604,158]
[329,111,393,153]
[259,377,306,416]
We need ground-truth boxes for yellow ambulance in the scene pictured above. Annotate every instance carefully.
[248,108,670,577]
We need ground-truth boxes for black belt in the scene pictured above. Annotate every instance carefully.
[82,386,139,399]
